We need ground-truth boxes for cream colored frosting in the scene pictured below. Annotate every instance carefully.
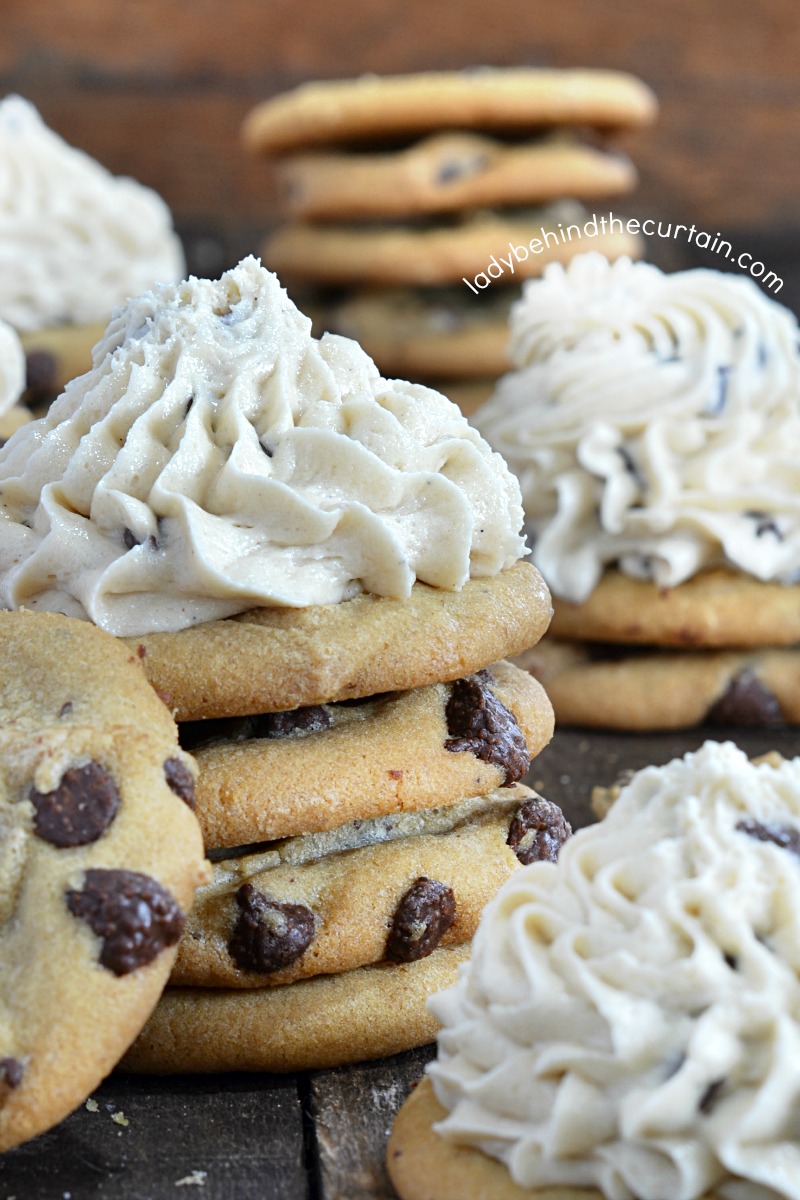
[0,95,184,332]
[474,253,800,602]
[429,742,800,1200]
[0,319,24,416]
[0,257,526,635]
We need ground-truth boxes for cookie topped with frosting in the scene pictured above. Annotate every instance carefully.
[0,95,184,334]
[390,742,800,1200]
[0,255,527,637]
[475,252,800,603]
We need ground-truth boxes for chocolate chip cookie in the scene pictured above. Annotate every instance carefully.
[181,661,553,847]
[0,610,208,1152]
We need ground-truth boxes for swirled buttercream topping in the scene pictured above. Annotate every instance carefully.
[474,252,800,601]
[429,742,800,1200]
[0,257,526,635]
[0,95,184,332]
[0,319,24,416]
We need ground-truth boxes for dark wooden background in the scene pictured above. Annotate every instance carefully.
[3,0,799,298]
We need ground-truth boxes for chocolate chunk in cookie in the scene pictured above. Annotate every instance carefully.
[736,819,800,858]
[163,757,196,810]
[445,672,529,784]
[506,795,572,865]
[228,883,315,973]
[386,877,456,963]
[67,868,185,975]
[706,670,784,727]
[30,763,120,847]
[0,1059,23,1096]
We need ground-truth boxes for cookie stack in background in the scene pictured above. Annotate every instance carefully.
[474,253,800,732]
[242,68,657,415]
[120,567,562,1074]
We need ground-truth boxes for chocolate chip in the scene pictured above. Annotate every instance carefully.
[507,796,572,864]
[58,700,73,717]
[67,868,185,975]
[253,706,332,738]
[163,757,196,810]
[386,877,456,962]
[698,1078,726,1114]
[0,1058,23,1091]
[30,763,120,847]
[444,673,529,784]
[25,349,58,396]
[736,819,800,858]
[706,670,784,727]
[228,884,315,973]
[745,510,782,540]
[436,153,489,184]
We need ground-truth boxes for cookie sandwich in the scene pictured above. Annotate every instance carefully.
[0,256,564,1073]
[389,741,800,1200]
[474,252,800,729]
[0,611,207,1152]
[242,67,656,415]
[0,95,184,406]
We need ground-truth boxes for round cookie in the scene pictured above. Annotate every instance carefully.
[122,561,552,722]
[0,611,208,1153]
[277,133,637,221]
[242,68,658,154]
[171,784,568,987]
[19,322,106,408]
[388,1077,726,1200]
[263,213,641,286]
[122,944,469,1074]
[182,661,553,846]
[549,569,800,648]
[519,637,800,731]
[326,287,512,379]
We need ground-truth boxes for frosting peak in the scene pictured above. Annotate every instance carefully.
[474,253,800,601]
[430,742,800,1200]
[0,257,526,635]
[0,95,184,332]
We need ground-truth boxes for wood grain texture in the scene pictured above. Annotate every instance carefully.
[0,0,797,235]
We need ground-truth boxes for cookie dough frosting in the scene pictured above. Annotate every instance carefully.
[429,742,800,1200]
[474,252,800,601]
[0,257,526,635]
[0,95,184,332]
[0,318,24,415]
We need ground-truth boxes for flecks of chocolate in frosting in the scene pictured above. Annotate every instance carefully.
[736,818,800,859]
[444,671,529,784]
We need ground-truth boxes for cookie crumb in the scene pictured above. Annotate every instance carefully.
[85,1098,99,1113]
[111,1111,129,1126]
[175,1171,208,1187]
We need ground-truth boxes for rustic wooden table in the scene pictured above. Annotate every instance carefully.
[2,725,797,1200]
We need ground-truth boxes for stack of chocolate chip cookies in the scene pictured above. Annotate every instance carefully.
[242,67,656,414]
[120,560,567,1074]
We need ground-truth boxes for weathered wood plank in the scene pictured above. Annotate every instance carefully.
[0,1071,308,1199]
[308,1046,436,1200]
